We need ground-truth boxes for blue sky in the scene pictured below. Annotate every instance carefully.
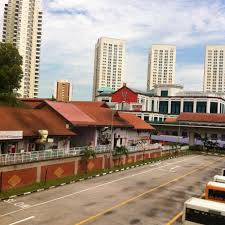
[1,0,225,100]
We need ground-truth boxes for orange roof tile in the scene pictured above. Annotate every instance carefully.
[71,102,131,127]
[45,101,96,125]
[165,117,177,123]
[177,113,225,123]
[118,112,154,130]
[0,106,76,137]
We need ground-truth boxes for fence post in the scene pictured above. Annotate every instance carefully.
[0,172,2,193]
[44,168,48,185]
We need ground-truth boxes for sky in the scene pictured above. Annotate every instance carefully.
[1,0,225,100]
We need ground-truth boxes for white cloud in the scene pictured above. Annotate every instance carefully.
[176,64,204,91]
[1,0,225,99]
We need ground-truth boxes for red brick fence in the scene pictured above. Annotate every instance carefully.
[0,148,179,191]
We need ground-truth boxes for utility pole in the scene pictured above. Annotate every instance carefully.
[109,110,114,168]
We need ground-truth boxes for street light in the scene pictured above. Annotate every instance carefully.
[109,110,115,168]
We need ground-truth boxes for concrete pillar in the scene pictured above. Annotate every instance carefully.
[207,99,210,113]
[94,129,98,146]
[36,165,41,182]
[180,99,184,113]
[193,100,197,113]
[168,99,171,114]
[189,132,195,146]
[218,102,221,114]
[74,158,78,175]
[154,99,158,112]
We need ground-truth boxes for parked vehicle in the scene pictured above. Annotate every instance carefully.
[182,197,225,224]
[205,181,225,203]
[214,175,225,184]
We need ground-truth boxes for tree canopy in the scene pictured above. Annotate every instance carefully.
[0,42,23,94]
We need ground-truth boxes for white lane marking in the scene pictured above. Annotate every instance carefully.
[170,166,180,171]
[4,199,30,209]
[8,216,34,225]
[150,162,161,167]
[0,155,201,218]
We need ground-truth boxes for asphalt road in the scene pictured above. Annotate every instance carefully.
[0,154,224,225]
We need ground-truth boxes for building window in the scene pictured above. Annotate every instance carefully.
[183,101,193,112]
[161,90,168,97]
[196,102,207,113]
[171,101,180,115]
[159,101,168,114]
[144,116,149,122]
[152,100,154,111]
[210,102,218,113]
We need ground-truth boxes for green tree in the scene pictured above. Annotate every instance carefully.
[114,146,128,166]
[0,42,23,94]
[81,147,96,173]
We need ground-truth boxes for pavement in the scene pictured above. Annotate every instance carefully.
[0,154,224,225]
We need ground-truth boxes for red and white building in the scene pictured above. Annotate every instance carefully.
[96,83,225,123]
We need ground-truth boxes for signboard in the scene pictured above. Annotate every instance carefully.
[0,131,23,140]
[131,104,142,111]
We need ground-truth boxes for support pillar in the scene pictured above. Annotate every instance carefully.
[189,132,195,146]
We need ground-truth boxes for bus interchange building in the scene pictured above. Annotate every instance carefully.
[96,83,225,123]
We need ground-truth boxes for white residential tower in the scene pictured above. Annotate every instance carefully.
[203,45,225,93]
[147,45,176,91]
[92,37,125,100]
[2,0,43,98]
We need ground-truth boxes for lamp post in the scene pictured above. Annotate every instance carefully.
[109,110,114,168]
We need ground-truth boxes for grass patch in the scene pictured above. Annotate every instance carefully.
[0,150,192,200]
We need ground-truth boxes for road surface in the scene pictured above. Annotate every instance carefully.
[0,154,224,225]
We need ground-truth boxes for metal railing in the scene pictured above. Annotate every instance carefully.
[0,143,186,166]
[0,145,111,166]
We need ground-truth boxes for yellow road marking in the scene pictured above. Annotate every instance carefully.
[75,157,224,225]
[165,186,207,225]
[166,212,183,225]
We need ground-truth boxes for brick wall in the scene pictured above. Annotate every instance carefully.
[1,167,37,191]
[41,161,75,181]
[77,157,103,174]
[0,149,178,191]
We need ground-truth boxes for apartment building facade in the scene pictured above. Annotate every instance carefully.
[203,45,225,93]
[54,80,72,102]
[92,37,125,100]
[2,0,43,98]
[147,45,176,91]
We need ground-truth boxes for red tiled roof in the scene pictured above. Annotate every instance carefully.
[177,113,225,123]
[45,101,96,126]
[72,102,131,127]
[43,101,153,129]
[118,112,154,130]
[72,101,109,108]
[0,106,76,137]
[20,98,49,108]
[165,117,177,123]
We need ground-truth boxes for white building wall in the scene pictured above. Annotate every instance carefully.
[2,0,43,98]
[147,45,176,91]
[204,45,225,93]
[92,37,125,100]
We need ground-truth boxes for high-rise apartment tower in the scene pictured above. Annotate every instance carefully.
[147,45,176,91]
[203,45,225,93]
[54,80,72,102]
[92,37,125,100]
[2,0,43,98]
